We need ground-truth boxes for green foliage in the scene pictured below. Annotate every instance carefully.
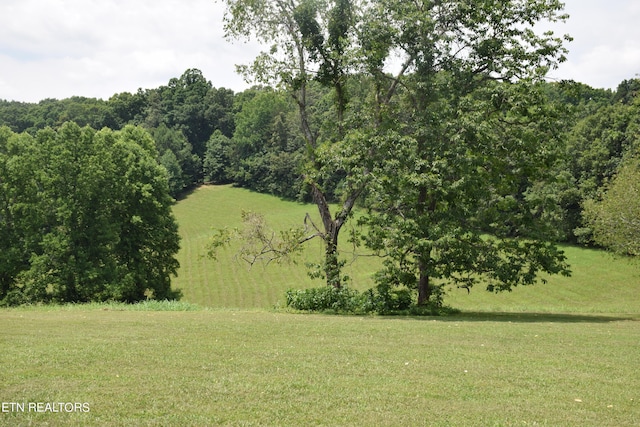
[222,0,575,294]
[203,130,234,184]
[1,69,238,200]
[285,283,454,315]
[0,97,119,133]
[229,88,305,199]
[355,0,574,306]
[361,77,571,304]
[152,124,202,196]
[149,69,232,158]
[0,123,181,306]
[583,159,640,257]
[285,286,361,312]
[360,283,414,314]
[5,35,640,314]
[560,93,640,242]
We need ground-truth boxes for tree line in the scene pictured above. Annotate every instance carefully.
[2,70,638,242]
[1,70,638,307]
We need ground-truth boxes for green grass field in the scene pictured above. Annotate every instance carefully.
[1,304,639,426]
[173,185,640,315]
[1,185,639,426]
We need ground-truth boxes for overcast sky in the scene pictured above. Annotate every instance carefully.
[0,0,638,103]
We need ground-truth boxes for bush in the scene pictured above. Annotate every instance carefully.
[285,284,418,315]
[362,284,414,314]
[285,286,361,312]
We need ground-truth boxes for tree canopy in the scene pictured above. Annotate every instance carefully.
[219,0,574,304]
[0,123,181,305]
[584,158,640,257]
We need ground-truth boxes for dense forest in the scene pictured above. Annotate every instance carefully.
[2,67,639,306]
[2,68,638,239]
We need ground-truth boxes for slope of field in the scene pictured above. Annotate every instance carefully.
[171,185,381,308]
[2,188,638,426]
[173,185,640,314]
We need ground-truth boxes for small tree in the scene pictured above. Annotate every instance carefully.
[584,159,640,257]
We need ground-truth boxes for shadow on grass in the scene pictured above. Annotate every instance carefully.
[422,311,638,323]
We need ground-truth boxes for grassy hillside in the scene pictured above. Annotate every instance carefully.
[173,185,640,314]
[172,185,381,308]
[2,188,638,426]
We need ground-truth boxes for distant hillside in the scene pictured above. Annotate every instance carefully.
[173,185,640,314]
[171,185,381,308]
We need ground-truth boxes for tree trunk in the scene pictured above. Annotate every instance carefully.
[416,184,434,305]
[325,234,341,288]
[417,260,431,305]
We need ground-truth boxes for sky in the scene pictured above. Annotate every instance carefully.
[0,0,638,103]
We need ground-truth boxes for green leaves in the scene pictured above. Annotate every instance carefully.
[220,0,572,297]
[0,123,181,305]
[584,159,640,257]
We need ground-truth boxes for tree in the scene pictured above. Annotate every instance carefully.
[0,123,181,305]
[353,0,573,304]
[222,0,364,287]
[106,125,181,302]
[152,124,202,197]
[204,130,234,184]
[220,0,573,298]
[584,159,640,257]
[228,88,304,198]
[361,79,571,304]
[560,90,640,242]
[108,90,147,128]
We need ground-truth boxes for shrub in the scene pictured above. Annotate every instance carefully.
[285,284,418,315]
[360,284,413,314]
[285,286,361,312]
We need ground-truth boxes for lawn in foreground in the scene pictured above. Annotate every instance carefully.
[1,307,638,426]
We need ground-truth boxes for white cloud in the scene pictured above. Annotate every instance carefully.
[0,0,261,101]
[0,0,638,102]
[547,0,640,88]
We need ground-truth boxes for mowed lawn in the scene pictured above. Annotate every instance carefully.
[1,306,639,426]
[172,185,380,309]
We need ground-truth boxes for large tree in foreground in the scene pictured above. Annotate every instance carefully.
[356,0,573,304]
[220,0,572,299]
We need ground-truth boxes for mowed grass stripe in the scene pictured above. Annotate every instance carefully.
[172,185,329,308]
